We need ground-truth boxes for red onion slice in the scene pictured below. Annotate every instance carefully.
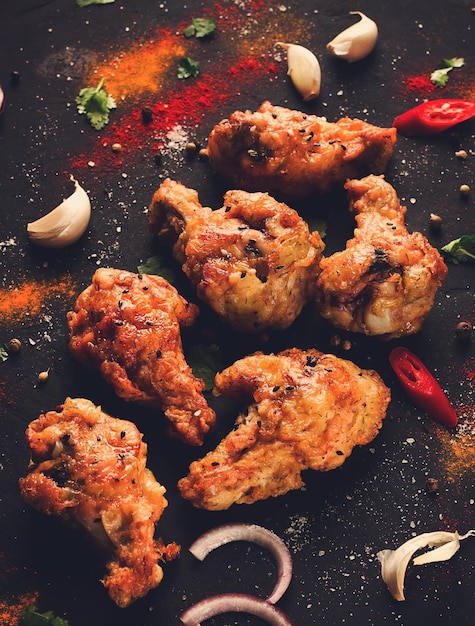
[180,593,294,626]
[188,523,293,604]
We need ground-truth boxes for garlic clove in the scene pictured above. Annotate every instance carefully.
[27,175,91,248]
[276,42,321,101]
[377,529,475,601]
[326,11,378,63]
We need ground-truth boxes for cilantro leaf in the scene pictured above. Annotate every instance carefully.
[177,57,200,79]
[306,216,327,239]
[76,0,115,5]
[430,57,464,87]
[19,605,69,626]
[137,255,177,284]
[0,344,8,363]
[75,78,116,130]
[184,18,216,39]
[441,234,475,263]
[187,344,223,390]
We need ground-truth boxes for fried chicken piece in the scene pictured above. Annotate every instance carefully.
[315,175,448,339]
[148,178,324,334]
[178,348,389,510]
[67,268,215,445]
[205,101,396,198]
[19,397,180,608]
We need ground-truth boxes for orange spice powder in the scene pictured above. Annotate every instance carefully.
[86,32,186,101]
[0,276,78,327]
[0,590,39,626]
[436,407,475,483]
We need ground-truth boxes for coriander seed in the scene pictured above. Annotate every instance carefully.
[8,337,21,353]
[460,184,471,195]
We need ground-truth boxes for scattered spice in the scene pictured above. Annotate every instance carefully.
[0,591,39,626]
[0,277,77,326]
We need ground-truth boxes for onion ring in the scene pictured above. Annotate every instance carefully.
[180,593,294,626]
[188,523,293,604]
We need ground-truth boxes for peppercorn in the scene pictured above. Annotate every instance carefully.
[455,320,473,340]
[459,184,471,195]
[141,107,153,124]
[7,337,21,353]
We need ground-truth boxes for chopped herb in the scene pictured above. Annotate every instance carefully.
[306,216,327,239]
[0,344,9,363]
[187,344,223,390]
[137,255,176,284]
[177,57,200,79]
[430,57,464,87]
[184,17,216,39]
[75,78,117,130]
[441,234,475,263]
[19,605,69,626]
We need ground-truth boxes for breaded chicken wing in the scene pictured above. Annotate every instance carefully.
[178,348,389,510]
[205,101,396,198]
[19,397,180,608]
[315,175,448,339]
[67,268,215,445]
[148,178,324,334]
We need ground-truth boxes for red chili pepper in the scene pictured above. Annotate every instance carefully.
[389,347,458,428]
[393,99,475,136]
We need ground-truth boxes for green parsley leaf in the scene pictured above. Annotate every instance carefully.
[187,344,223,391]
[177,57,200,79]
[441,234,475,263]
[137,255,177,284]
[306,216,327,239]
[19,605,69,626]
[184,18,216,39]
[75,78,117,130]
[0,345,9,363]
[430,57,464,87]
[76,0,115,5]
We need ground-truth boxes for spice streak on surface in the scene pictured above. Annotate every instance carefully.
[85,33,186,101]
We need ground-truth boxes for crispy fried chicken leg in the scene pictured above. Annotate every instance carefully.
[148,178,324,334]
[205,101,396,198]
[315,175,448,339]
[178,348,389,510]
[19,397,180,608]
[67,268,215,445]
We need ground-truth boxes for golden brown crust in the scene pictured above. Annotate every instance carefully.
[178,348,390,510]
[206,101,396,198]
[19,397,180,608]
[149,178,324,333]
[67,268,215,445]
[315,175,448,338]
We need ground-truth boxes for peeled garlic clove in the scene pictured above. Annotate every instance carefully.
[276,42,321,101]
[27,175,91,248]
[326,11,378,62]
[377,529,475,601]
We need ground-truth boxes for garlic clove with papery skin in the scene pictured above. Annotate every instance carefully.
[326,11,378,63]
[377,529,475,601]
[27,175,91,248]
[276,42,321,101]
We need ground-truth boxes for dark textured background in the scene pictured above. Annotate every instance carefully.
[0,1,474,624]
